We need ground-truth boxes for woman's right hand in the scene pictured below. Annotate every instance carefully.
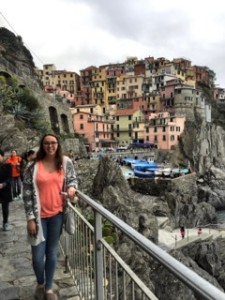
[27,219,38,237]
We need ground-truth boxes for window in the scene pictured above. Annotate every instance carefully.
[80,124,84,129]
[176,127,180,132]
[117,116,119,121]
[154,136,157,142]
[162,135,166,141]
[170,126,174,131]
[80,114,83,119]
[128,115,132,120]
[154,127,157,132]
[162,126,166,132]
[170,135,174,141]
[146,136,149,141]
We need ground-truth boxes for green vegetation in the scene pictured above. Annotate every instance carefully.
[0,75,49,134]
[88,216,117,245]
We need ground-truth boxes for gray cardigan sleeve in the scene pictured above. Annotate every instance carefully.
[64,156,78,189]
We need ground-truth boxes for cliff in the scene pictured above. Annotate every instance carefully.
[0,27,35,74]
[75,157,225,299]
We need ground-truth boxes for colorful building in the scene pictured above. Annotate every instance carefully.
[144,112,185,150]
[72,106,116,150]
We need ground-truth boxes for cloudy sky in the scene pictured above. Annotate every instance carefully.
[1,0,225,87]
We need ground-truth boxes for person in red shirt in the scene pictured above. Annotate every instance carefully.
[6,149,22,200]
[180,226,185,239]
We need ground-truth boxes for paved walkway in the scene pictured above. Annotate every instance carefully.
[0,200,79,300]
[157,217,225,250]
[2,202,224,299]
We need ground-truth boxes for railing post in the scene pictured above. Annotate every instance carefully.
[94,211,104,300]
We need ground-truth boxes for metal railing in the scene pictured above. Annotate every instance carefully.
[60,190,225,300]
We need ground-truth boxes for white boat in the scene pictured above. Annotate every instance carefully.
[161,167,172,177]
[154,168,163,176]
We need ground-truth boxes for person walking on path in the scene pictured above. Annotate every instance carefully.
[0,149,13,231]
[198,227,202,235]
[6,149,22,200]
[20,149,36,181]
[22,134,78,300]
[180,226,185,239]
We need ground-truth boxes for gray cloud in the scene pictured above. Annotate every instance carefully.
[2,0,225,86]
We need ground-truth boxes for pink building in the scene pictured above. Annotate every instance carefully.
[73,111,115,150]
[160,79,179,112]
[144,112,185,150]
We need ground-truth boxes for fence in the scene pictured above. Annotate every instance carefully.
[60,190,225,300]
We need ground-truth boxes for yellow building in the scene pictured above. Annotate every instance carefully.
[91,66,107,110]
[114,108,144,146]
[132,110,146,143]
[70,104,103,115]
[117,74,145,100]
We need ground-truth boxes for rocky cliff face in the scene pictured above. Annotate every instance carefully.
[171,103,225,211]
[0,27,35,74]
[75,157,225,299]
[76,157,159,242]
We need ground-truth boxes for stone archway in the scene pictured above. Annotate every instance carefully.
[0,71,12,79]
[49,106,60,134]
[60,113,70,133]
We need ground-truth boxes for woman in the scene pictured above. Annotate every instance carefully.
[6,149,22,200]
[0,149,13,231]
[23,134,78,300]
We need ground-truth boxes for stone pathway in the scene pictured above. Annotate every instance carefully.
[0,200,80,300]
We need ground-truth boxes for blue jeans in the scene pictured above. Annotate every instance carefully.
[31,212,63,290]
[12,176,22,197]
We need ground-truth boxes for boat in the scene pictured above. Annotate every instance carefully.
[161,167,172,177]
[131,160,158,169]
[123,157,146,167]
[171,167,180,177]
[154,168,163,177]
[179,168,190,175]
[133,166,156,178]
[133,162,159,178]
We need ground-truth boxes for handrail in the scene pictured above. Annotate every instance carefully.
[76,190,225,300]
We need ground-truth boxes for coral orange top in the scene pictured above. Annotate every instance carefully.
[6,155,22,177]
[36,161,64,218]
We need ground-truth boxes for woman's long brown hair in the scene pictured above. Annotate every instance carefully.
[35,134,63,171]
